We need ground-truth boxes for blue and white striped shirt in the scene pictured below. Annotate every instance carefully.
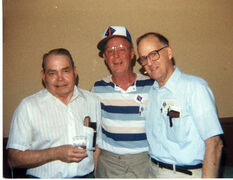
[93,73,154,154]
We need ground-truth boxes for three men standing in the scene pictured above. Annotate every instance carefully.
[7,28,223,179]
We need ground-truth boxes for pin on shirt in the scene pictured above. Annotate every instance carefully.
[136,95,145,117]
[160,99,176,114]
[161,101,167,113]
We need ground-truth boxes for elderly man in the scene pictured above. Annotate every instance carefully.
[92,26,154,178]
[7,48,101,178]
[137,32,223,178]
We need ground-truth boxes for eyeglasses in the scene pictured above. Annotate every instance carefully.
[139,46,168,66]
[104,44,130,57]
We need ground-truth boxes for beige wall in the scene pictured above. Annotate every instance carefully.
[3,0,233,137]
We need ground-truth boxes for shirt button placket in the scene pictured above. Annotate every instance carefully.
[67,106,76,145]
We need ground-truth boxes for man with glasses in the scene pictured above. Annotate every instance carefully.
[136,32,223,178]
[92,26,154,178]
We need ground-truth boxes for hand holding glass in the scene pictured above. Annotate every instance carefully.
[72,136,87,149]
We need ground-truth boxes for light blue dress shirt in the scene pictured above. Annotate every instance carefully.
[146,66,223,166]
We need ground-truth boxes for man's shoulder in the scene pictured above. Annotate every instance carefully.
[180,72,208,87]
[77,88,99,101]
[14,89,47,111]
[21,89,46,103]
[175,71,212,96]
[136,73,154,86]
[93,75,113,87]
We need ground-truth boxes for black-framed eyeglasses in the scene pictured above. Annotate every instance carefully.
[139,46,168,66]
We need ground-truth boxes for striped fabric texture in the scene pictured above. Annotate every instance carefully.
[93,73,154,154]
[6,87,101,178]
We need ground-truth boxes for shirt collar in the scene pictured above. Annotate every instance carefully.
[41,86,83,104]
[112,74,137,93]
[69,86,85,103]
[153,66,181,93]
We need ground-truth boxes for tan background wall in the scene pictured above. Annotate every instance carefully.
[3,0,233,137]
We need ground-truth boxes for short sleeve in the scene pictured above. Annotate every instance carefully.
[7,99,33,151]
[189,80,223,140]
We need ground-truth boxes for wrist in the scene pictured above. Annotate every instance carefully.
[47,146,59,162]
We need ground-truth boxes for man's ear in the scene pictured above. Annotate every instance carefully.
[74,66,78,77]
[103,53,108,64]
[40,70,46,88]
[40,70,45,82]
[167,46,173,60]
[130,48,136,60]
[73,66,79,86]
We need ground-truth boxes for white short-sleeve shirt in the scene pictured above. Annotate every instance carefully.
[7,86,101,178]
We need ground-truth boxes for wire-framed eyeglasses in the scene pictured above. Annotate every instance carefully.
[104,44,130,57]
[139,46,168,66]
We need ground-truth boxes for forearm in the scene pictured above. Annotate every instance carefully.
[8,147,59,169]
[93,145,101,175]
[202,136,223,178]
[8,145,87,169]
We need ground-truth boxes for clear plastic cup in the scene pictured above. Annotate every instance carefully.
[72,136,87,149]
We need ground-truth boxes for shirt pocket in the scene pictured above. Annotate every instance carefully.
[166,116,191,143]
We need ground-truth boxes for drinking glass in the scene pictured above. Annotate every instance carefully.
[72,136,87,149]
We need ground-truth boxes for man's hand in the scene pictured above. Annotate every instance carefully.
[8,145,88,169]
[56,145,88,163]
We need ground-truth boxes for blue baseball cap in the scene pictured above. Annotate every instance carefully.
[97,26,132,51]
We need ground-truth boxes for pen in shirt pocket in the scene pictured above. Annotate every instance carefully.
[167,107,180,127]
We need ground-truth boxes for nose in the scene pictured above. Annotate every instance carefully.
[57,72,64,81]
[147,58,153,66]
[112,49,120,58]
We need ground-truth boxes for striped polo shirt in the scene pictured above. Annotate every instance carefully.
[93,73,154,154]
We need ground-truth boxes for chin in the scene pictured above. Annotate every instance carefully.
[147,72,157,80]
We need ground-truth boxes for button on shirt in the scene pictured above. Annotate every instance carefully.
[7,86,101,178]
[146,67,223,166]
